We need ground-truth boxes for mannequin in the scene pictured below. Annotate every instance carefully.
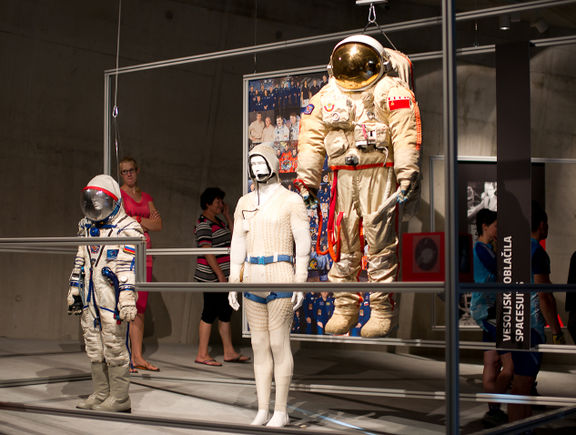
[229,144,310,427]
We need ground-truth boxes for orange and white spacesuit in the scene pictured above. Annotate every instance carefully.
[295,35,422,337]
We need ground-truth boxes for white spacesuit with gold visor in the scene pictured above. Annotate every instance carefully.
[295,35,422,337]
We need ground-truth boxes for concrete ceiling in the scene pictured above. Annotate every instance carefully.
[172,0,576,45]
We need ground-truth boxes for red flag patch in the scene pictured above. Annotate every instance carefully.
[123,245,136,255]
[388,97,411,111]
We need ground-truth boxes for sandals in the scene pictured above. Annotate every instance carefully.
[223,355,251,363]
[132,361,160,372]
[194,358,222,367]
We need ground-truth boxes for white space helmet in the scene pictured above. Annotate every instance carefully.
[81,174,122,222]
[328,34,391,91]
[248,144,279,183]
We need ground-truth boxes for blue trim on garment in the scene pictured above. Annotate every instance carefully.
[126,322,133,371]
[83,204,120,236]
[246,255,294,265]
[87,270,94,303]
[79,266,86,306]
[101,267,122,321]
[243,291,292,304]
[85,222,117,237]
[99,306,116,314]
[86,269,103,330]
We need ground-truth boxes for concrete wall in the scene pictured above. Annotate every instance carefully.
[0,0,381,343]
[1,1,575,349]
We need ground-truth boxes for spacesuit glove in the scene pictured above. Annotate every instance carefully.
[553,332,566,345]
[397,179,412,204]
[229,292,240,311]
[294,255,310,284]
[229,263,242,284]
[303,189,318,209]
[295,182,318,209]
[119,303,137,322]
[67,287,83,315]
[291,292,304,311]
[118,290,137,321]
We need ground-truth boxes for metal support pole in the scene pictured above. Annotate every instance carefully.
[135,240,146,284]
[0,236,143,246]
[103,74,112,175]
[442,1,460,433]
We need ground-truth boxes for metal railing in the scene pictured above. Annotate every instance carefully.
[2,234,576,434]
[2,235,575,356]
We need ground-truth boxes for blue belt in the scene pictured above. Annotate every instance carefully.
[246,255,294,265]
[244,292,293,304]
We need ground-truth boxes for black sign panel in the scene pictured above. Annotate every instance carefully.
[495,42,532,350]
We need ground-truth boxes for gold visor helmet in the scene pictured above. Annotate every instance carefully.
[329,35,390,92]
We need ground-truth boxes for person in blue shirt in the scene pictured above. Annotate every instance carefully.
[350,293,371,337]
[302,292,316,334]
[508,202,564,422]
[470,209,513,427]
[314,291,335,335]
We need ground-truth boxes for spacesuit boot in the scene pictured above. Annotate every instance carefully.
[325,292,360,335]
[360,292,394,338]
[93,364,131,412]
[77,362,109,409]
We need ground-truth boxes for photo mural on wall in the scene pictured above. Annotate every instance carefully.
[244,67,375,338]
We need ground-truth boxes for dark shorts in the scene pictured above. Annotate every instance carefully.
[511,329,544,377]
[568,310,576,343]
[481,320,510,356]
[201,292,233,324]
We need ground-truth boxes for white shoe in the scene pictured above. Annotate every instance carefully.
[250,409,269,425]
[266,411,289,427]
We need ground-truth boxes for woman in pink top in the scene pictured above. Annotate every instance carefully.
[119,157,163,372]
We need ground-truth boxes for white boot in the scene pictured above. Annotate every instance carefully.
[266,410,289,427]
[93,364,131,412]
[250,409,270,425]
[77,362,109,409]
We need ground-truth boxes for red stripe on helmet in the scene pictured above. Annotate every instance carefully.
[83,186,119,201]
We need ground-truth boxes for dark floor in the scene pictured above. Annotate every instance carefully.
[1,338,575,434]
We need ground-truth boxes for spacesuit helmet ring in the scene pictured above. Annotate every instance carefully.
[81,188,119,222]
[81,174,122,222]
[329,35,390,92]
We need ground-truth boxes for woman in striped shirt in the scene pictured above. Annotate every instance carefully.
[194,187,249,366]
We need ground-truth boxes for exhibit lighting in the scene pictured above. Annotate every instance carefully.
[499,15,511,30]
[532,18,549,34]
